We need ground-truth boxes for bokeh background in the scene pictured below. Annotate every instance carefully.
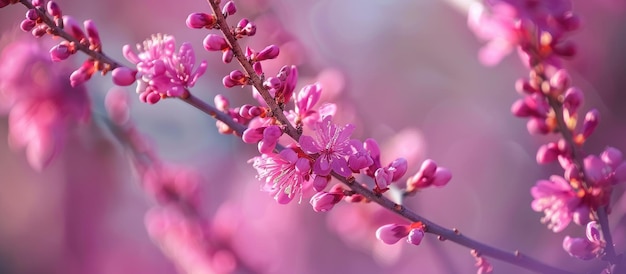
[1,0,626,273]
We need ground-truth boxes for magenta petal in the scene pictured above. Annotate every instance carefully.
[314,156,332,176]
[331,159,352,177]
[299,135,320,154]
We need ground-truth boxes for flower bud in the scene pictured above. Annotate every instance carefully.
[203,34,229,51]
[222,1,237,16]
[407,228,425,245]
[111,67,137,86]
[310,191,343,212]
[375,224,409,245]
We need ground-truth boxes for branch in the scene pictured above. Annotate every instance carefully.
[205,0,301,140]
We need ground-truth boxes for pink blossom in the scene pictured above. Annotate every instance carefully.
[122,34,207,103]
[0,38,90,171]
[468,0,577,66]
[530,175,585,232]
[300,116,355,177]
[250,148,311,204]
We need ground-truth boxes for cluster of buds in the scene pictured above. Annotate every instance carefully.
[15,0,110,87]
[375,222,425,246]
[405,159,452,194]
[19,0,61,37]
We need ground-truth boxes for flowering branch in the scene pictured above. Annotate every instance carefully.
[543,71,618,265]
[2,0,612,273]
[19,0,121,69]
[205,0,300,140]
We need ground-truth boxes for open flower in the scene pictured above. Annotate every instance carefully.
[120,34,207,104]
[300,116,355,177]
[531,175,586,232]
[250,148,311,204]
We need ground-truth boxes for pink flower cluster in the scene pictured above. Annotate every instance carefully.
[183,1,451,210]
[470,0,625,264]
[112,34,208,104]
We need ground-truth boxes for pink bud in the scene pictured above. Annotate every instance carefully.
[70,68,90,87]
[255,45,280,61]
[46,1,62,17]
[600,147,623,170]
[25,9,39,20]
[559,13,581,32]
[31,24,48,37]
[553,41,576,57]
[252,62,263,75]
[376,224,409,245]
[572,206,590,226]
[20,19,36,32]
[248,106,263,117]
[49,43,72,62]
[527,118,549,135]
[511,99,531,117]
[278,65,298,103]
[310,192,343,212]
[550,69,570,93]
[84,20,101,47]
[238,104,254,119]
[145,92,161,104]
[264,77,282,92]
[563,87,584,112]
[389,158,408,182]
[584,155,607,185]
[515,78,537,94]
[222,76,238,88]
[296,83,321,114]
[186,12,215,29]
[62,16,85,40]
[112,67,137,86]
[236,18,249,29]
[222,1,237,16]
[214,94,230,110]
[203,34,229,51]
[536,142,559,164]
[582,109,599,138]
[242,127,264,143]
[222,49,233,63]
[407,228,425,245]
[263,125,282,144]
[258,140,276,154]
[374,168,393,190]
[243,21,256,36]
[419,159,438,178]
[432,167,452,187]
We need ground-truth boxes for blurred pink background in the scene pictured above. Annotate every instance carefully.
[1,0,626,273]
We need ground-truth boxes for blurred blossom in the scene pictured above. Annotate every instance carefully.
[0,37,90,170]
